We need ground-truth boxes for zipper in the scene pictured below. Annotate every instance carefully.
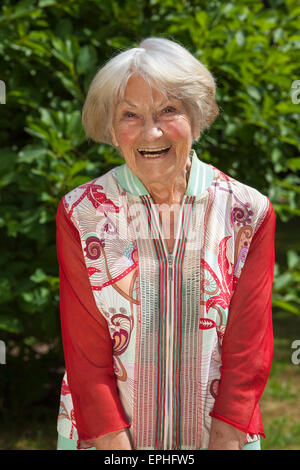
[149,196,186,450]
[167,253,174,449]
[168,254,174,281]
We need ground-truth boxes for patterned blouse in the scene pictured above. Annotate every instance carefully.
[56,149,275,450]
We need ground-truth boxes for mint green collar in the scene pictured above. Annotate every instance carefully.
[115,149,214,197]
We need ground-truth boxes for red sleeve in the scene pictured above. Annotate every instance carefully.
[210,200,276,438]
[56,198,130,448]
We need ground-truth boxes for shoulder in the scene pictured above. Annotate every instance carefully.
[58,166,123,222]
[210,165,273,234]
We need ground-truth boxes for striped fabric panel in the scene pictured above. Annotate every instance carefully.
[118,164,149,195]
[172,196,195,449]
[140,195,168,449]
[140,194,195,449]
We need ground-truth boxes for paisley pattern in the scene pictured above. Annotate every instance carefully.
[105,307,133,381]
[234,225,253,276]
[84,236,105,260]
[231,202,253,227]
[200,236,234,333]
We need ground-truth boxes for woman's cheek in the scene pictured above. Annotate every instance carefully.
[117,125,138,148]
[166,119,192,141]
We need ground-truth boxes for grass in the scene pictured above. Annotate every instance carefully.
[260,314,300,450]
[0,416,58,450]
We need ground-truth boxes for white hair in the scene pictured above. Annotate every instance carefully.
[82,37,219,145]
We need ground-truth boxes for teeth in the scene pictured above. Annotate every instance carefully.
[138,147,169,152]
[137,146,171,157]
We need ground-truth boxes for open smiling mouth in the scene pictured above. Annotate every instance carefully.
[137,146,171,158]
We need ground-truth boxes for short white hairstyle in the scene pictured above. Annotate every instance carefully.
[82,37,219,145]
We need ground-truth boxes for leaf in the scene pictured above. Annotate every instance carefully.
[287,158,300,171]
[65,110,85,146]
[69,160,88,177]
[76,45,97,75]
[0,5,42,23]
[55,71,82,98]
[0,149,17,173]
[271,148,283,164]
[195,11,209,30]
[30,268,48,283]
[21,287,51,312]
[51,37,74,70]
[273,272,294,291]
[39,0,57,6]
[272,300,300,315]
[276,102,300,114]
[18,145,50,163]
[247,85,261,101]
[24,123,51,142]
[287,250,300,270]
[235,31,245,47]
[0,315,23,334]
[0,278,13,303]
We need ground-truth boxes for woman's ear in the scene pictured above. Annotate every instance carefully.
[110,127,119,147]
[192,122,201,140]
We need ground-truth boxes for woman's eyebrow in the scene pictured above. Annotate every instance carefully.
[117,99,137,107]
[158,97,181,108]
[158,99,172,107]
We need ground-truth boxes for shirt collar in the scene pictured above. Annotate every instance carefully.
[115,149,214,197]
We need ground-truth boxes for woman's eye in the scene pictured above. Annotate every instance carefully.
[163,106,176,114]
[124,111,136,118]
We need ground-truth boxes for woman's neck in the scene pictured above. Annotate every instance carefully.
[144,158,191,206]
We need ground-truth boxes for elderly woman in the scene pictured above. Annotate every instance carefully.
[56,37,275,451]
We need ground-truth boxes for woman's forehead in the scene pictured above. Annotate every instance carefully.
[116,89,180,110]
[118,74,176,102]
[116,96,172,108]
[112,75,184,114]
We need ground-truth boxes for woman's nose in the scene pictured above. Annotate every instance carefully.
[141,117,163,140]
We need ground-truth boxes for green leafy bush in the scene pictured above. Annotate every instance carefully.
[0,0,299,414]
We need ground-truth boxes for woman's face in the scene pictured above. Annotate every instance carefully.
[111,74,198,189]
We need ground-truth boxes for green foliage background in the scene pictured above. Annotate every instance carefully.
[0,0,300,448]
